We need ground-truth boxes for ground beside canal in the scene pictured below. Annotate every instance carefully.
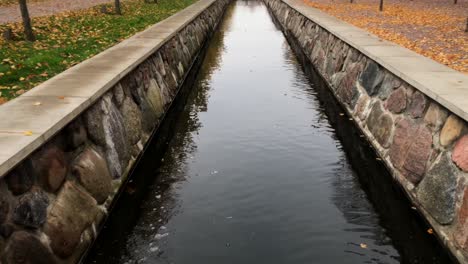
[0,0,195,104]
[303,0,468,73]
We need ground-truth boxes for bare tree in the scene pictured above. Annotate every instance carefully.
[379,0,383,11]
[18,0,35,41]
[454,0,457,4]
[465,17,468,32]
[114,0,122,15]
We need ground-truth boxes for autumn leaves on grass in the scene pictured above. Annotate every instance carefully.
[0,0,196,104]
[303,0,468,73]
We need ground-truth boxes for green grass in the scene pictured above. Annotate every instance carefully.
[0,0,196,101]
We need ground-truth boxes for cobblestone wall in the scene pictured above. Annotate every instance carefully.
[0,0,230,263]
[264,0,468,262]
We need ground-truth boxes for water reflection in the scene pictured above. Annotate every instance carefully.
[86,1,452,263]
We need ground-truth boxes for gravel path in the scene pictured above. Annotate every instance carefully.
[0,0,116,24]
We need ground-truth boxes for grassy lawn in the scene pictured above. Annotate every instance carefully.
[0,0,196,103]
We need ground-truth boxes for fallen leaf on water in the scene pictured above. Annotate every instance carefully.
[58,96,65,100]
[360,243,368,249]
[33,102,42,106]
[23,131,33,136]
[427,228,434,234]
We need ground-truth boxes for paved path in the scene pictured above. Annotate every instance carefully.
[0,0,115,24]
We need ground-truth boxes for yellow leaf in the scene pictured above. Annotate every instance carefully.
[427,228,434,234]
[23,131,33,136]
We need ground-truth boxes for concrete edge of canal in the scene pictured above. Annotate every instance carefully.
[263,0,468,262]
[0,0,230,262]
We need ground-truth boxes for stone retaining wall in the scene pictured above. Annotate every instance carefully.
[0,0,230,262]
[264,0,468,262]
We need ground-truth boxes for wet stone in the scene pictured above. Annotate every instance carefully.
[366,101,383,131]
[13,190,48,229]
[378,73,400,100]
[385,87,406,114]
[359,60,384,96]
[45,181,99,258]
[147,78,165,117]
[84,99,106,147]
[354,94,370,121]
[455,188,468,250]
[343,48,359,70]
[85,94,130,179]
[4,231,57,264]
[331,72,345,91]
[0,194,9,225]
[113,83,125,107]
[140,93,159,134]
[337,62,361,108]
[416,153,458,224]
[408,91,428,118]
[366,101,394,148]
[0,223,14,238]
[72,147,112,204]
[452,135,468,172]
[5,160,34,195]
[402,124,432,184]
[65,117,87,150]
[32,145,67,192]
[440,114,465,147]
[121,97,142,145]
[389,118,432,184]
[424,103,448,131]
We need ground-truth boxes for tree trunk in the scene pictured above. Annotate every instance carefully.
[114,0,122,15]
[18,0,35,41]
[454,0,457,4]
[465,17,468,32]
[379,0,383,11]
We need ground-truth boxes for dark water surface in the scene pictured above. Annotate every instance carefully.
[86,1,452,263]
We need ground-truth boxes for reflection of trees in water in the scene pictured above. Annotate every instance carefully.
[282,39,396,262]
[114,4,236,264]
[158,0,234,178]
[285,38,451,263]
[240,0,264,12]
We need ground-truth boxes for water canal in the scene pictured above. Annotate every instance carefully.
[86,1,452,263]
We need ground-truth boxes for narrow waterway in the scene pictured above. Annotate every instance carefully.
[86,1,452,263]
